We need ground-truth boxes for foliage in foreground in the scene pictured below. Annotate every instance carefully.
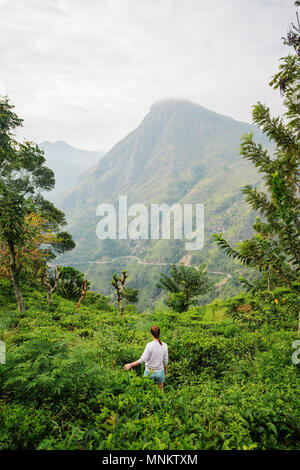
[0,284,299,450]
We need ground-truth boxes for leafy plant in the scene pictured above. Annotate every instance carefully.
[56,267,88,300]
[157,264,211,312]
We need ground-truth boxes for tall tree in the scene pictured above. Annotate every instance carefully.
[214,6,300,329]
[111,270,128,315]
[0,97,74,312]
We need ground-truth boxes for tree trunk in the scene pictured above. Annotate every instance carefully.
[112,270,128,316]
[8,241,25,313]
[75,279,88,310]
[47,291,53,306]
[41,266,62,307]
[267,270,271,292]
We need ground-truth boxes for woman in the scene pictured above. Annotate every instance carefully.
[124,325,168,390]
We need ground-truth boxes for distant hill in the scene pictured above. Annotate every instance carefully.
[40,141,104,201]
[55,100,270,307]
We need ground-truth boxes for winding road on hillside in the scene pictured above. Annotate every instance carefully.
[51,255,232,289]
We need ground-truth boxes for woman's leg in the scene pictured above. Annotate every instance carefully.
[155,370,165,391]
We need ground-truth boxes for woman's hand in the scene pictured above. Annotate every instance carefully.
[123,363,132,371]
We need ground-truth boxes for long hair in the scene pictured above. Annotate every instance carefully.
[150,325,162,345]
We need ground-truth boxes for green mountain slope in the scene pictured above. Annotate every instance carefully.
[56,100,269,306]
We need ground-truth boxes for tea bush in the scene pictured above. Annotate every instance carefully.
[223,285,299,330]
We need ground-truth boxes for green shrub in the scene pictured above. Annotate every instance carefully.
[223,288,299,330]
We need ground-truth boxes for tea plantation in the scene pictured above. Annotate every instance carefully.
[0,281,299,450]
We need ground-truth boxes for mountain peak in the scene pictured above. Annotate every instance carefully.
[150,99,192,111]
[148,99,226,125]
[149,99,210,115]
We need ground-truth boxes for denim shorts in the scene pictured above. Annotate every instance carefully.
[144,368,165,384]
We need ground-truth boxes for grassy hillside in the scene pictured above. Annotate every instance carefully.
[0,281,299,450]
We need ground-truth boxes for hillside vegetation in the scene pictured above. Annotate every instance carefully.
[0,282,299,450]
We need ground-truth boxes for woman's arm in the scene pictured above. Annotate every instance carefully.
[123,360,140,371]
[124,343,151,371]
[163,345,168,375]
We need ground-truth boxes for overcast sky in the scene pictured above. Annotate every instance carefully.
[0,0,296,151]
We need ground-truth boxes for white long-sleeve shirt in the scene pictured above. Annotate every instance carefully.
[138,340,168,371]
